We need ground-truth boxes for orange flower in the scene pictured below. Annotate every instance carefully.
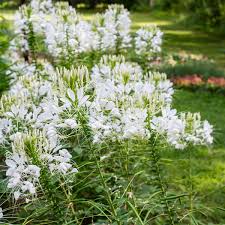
[172,75,203,86]
[207,77,225,87]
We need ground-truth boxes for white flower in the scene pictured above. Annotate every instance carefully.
[0,119,12,144]
[93,4,131,51]
[5,104,28,120]
[67,88,89,107]
[64,119,78,129]
[42,148,78,175]
[122,108,149,139]
[5,152,41,200]
[67,89,75,102]
[14,190,21,201]
[202,121,213,144]
[135,25,163,59]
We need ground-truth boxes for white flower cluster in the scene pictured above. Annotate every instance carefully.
[93,4,131,51]
[6,152,41,201]
[152,109,213,149]
[0,62,79,201]
[4,129,78,201]
[11,6,31,54]
[135,25,163,59]
[88,55,212,146]
[41,149,78,175]
[6,0,53,63]
[30,0,54,15]
[44,2,96,59]
[7,1,162,63]
[44,3,132,58]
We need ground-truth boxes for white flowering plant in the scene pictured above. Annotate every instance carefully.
[0,1,214,224]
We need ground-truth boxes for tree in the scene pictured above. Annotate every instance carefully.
[68,0,80,7]
[149,0,155,7]
[19,0,27,6]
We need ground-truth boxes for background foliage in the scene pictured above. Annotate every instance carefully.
[1,0,225,32]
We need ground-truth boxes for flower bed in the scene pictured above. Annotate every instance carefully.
[0,1,215,224]
[172,74,225,93]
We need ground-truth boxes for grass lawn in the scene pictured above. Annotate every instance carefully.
[130,11,225,68]
[0,8,225,223]
[167,89,225,223]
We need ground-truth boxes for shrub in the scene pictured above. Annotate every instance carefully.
[158,60,225,79]
[155,0,225,31]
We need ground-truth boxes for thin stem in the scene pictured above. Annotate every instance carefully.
[149,143,176,225]
[95,157,121,225]
[188,147,193,224]
[78,114,121,225]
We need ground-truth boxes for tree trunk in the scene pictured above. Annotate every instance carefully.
[149,0,155,8]
[89,0,98,9]
[19,0,26,6]
[68,0,78,7]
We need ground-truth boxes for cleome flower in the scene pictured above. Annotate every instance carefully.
[6,152,41,201]
[4,130,78,201]
[93,4,131,52]
[151,108,213,149]
[88,55,174,143]
[44,2,97,60]
[41,149,78,175]
[135,25,163,59]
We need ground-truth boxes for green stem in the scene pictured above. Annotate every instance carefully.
[78,114,121,225]
[188,147,193,224]
[149,144,176,225]
[95,157,121,225]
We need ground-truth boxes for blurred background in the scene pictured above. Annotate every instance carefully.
[1,0,224,69]
[1,0,225,33]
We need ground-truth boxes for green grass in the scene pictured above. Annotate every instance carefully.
[0,18,11,95]
[130,11,225,68]
[164,89,225,223]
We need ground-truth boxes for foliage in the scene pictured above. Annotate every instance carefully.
[156,0,225,31]
[158,59,225,79]
[0,19,11,95]
[0,0,146,10]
